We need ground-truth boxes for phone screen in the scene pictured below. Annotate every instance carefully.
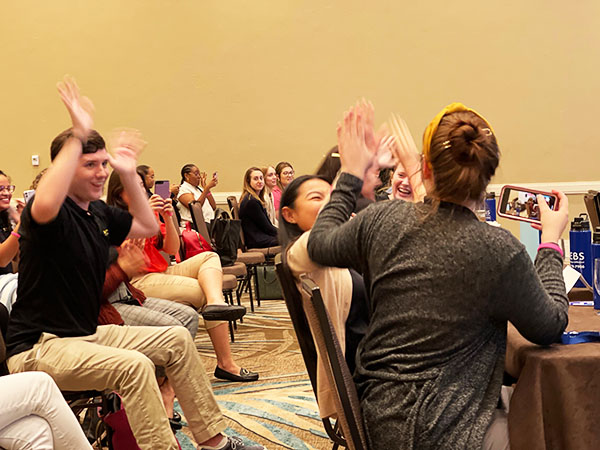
[154,180,170,199]
[499,187,556,222]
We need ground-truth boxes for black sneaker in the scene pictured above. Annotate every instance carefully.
[198,436,266,450]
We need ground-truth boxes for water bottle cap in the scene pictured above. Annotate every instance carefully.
[486,192,495,199]
[594,227,600,243]
[571,213,590,230]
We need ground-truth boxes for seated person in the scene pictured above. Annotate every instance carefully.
[307,101,568,450]
[272,162,294,211]
[0,171,22,277]
[261,166,278,227]
[0,371,93,450]
[5,77,264,450]
[239,167,278,249]
[279,174,368,419]
[106,170,257,382]
[136,164,154,197]
[177,164,218,226]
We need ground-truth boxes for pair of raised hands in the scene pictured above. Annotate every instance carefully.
[56,75,146,176]
[337,100,422,189]
[199,172,218,191]
[148,194,174,217]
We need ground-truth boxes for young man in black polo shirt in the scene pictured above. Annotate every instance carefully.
[5,77,265,450]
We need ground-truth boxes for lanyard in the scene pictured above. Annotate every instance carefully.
[561,331,600,344]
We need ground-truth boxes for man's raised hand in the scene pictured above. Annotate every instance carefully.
[108,129,147,176]
[56,75,95,142]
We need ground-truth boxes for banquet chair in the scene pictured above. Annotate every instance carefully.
[276,253,367,450]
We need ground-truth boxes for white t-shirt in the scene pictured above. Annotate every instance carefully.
[177,181,215,223]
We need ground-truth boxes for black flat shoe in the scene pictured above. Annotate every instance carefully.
[169,417,183,431]
[201,304,246,321]
[171,411,181,423]
[214,366,259,382]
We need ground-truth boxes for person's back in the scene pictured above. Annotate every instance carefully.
[308,101,569,450]
[349,198,565,448]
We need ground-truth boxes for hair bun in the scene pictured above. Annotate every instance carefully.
[450,123,481,166]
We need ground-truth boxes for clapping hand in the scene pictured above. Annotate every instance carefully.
[199,172,208,189]
[108,129,147,176]
[8,201,24,224]
[388,113,421,176]
[56,75,95,142]
[118,240,148,278]
[337,100,377,180]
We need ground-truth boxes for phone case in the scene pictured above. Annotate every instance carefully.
[496,185,559,224]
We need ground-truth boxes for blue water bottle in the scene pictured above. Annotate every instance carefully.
[484,192,496,222]
[592,227,600,309]
[570,213,592,288]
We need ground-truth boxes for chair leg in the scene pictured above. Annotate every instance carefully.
[235,277,244,323]
[247,267,256,312]
[254,265,261,308]
[228,321,235,342]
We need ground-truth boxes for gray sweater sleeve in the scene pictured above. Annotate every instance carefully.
[493,247,569,345]
[307,173,370,273]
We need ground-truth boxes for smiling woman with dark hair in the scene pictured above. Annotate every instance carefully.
[279,174,369,419]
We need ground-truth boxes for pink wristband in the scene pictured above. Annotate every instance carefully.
[11,231,20,238]
[537,242,563,257]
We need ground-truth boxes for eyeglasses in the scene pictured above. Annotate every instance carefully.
[0,185,15,194]
[282,170,294,176]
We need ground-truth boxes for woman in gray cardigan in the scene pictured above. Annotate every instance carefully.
[307,102,569,450]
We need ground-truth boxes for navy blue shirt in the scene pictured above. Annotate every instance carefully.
[6,197,132,357]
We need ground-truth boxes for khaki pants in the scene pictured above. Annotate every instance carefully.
[132,252,223,330]
[7,325,226,450]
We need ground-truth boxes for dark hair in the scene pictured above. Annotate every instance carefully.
[136,165,153,195]
[428,110,499,205]
[315,146,341,184]
[50,128,106,161]
[275,161,293,190]
[180,164,196,184]
[106,170,163,247]
[278,174,328,247]
[0,170,12,235]
[106,171,128,211]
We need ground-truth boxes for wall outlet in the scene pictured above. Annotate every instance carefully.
[31,155,39,166]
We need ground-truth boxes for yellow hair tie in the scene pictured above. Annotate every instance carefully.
[422,102,495,164]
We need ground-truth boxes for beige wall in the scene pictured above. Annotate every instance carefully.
[1,1,599,230]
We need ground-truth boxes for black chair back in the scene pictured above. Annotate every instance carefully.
[276,252,368,450]
[0,303,8,376]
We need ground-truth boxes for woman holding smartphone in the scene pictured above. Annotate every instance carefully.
[307,102,569,449]
[177,164,218,226]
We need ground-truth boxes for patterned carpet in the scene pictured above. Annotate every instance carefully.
[176,298,333,450]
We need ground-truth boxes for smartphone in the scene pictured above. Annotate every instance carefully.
[23,189,35,203]
[497,185,558,224]
[213,171,218,181]
[154,180,170,199]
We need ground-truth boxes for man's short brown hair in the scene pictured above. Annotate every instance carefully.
[50,128,106,161]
